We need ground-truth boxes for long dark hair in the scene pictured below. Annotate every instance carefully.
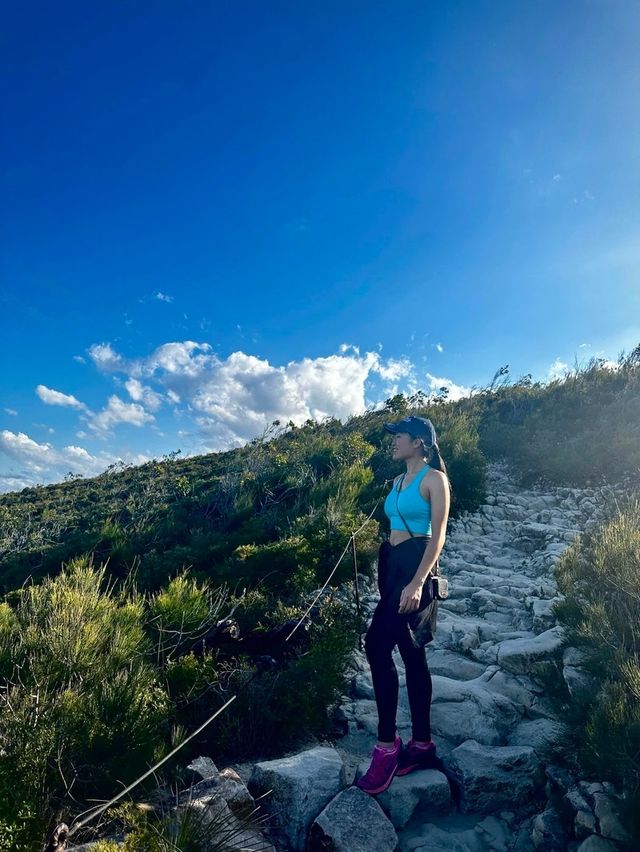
[420,440,452,493]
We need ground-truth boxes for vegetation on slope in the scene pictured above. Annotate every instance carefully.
[1,347,639,848]
[554,495,640,839]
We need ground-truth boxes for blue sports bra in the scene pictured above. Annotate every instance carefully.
[384,466,432,535]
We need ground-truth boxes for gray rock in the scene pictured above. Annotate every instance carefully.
[508,718,564,753]
[512,816,536,852]
[531,599,557,631]
[496,627,564,674]
[352,671,375,699]
[186,755,219,780]
[564,786,591,814]
[479,667,547,714]
[180,771,256,816]
[448,739,543,813]
[405,823,484,851]
[574,808,597,839]
[563,664,598,699]
[184,795,276,852]
[427,650,487,680]
[563,647,590,668]
[579,781,604,798]
[309,786,398,852]
[561,647,598,698]
[430,675,520,745]
[249,746,346,850]
[376,768,451,829]
[475,815,512,851]
[218,767,256,813]
[530,807,568,851]
[592,791,631,844]
[575,836,618,851]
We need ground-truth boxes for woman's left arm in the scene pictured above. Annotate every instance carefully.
[398,471,451,613]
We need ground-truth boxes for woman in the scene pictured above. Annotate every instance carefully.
[356,415,451,795]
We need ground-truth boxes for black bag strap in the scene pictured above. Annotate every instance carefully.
[395,472,439,577]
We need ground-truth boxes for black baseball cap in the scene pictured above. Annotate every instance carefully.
[384,415,437,447]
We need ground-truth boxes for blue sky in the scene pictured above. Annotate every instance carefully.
[2,1,639,491]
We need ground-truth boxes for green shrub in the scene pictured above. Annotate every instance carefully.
[0,558,171,848]
[197,596,359,760]
[477,348,640,487]
[554,492,640,839]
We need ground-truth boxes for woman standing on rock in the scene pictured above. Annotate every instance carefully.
[356,415,451,795]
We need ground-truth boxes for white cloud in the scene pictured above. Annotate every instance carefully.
[339,343,360,355]
[36,384,89,411]
[434,343,444,353]
[88,342,125,372]
[425,373,472,401]
[372,357,413,382]
[547,359,570,381]
[83,338,476,449]
[0,430,57,473]
[134,341,213,379]
[3,408,17,416]
[89,395,155,434]
[0,429,150,492]
[191,350,383,448]
[156,292,174,303]
[73,354,86,364]
[124,378,164,412]
[0,473,35,492]
[552,174,562,182]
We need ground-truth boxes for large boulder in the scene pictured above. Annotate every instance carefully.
[448,739,544,813]
[249,746,346,851]
[592,790,632,845]
[430,675,520,746]
[308,786,398,851]
[495,627,564,675]
[427,649,487,681]
[375,768,451,829]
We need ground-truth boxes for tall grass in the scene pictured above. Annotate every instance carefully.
[0,557,170,849]
[476,346,640,486]
[554,493,640,839]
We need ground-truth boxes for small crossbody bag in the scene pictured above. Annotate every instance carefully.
[395,473,449,600]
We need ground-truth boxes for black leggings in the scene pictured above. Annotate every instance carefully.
[364,602,433,743]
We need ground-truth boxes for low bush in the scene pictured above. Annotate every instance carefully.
[476,347,640,487]
[0,557,171,849]
[0,553,362,848]
[554,492,640,840]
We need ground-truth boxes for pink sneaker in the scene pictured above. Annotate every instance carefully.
[356,736,402,795]
[394,739,439,776]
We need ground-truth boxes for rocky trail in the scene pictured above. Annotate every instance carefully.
[242,461,631,851]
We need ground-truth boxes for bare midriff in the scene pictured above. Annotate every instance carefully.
[388,530,429,546]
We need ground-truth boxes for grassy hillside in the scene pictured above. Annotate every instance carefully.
[1,347,639,848]
[0,404,487,595]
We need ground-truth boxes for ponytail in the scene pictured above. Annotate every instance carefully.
[429,443,445,473]
[422,441,452,494]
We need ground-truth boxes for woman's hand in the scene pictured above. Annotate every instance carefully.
[398,579,424,614]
